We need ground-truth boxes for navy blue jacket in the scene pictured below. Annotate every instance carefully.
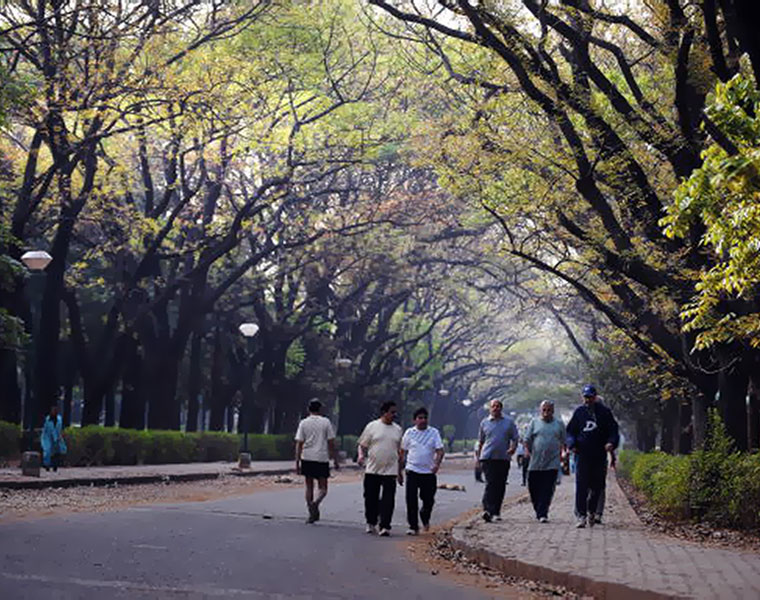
[566,401,619,460]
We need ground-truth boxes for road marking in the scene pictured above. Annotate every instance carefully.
[0,572,333,598]
[132,544,168,550]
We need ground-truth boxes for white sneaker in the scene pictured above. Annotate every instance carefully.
[365,524,377,534]
[575,516,587,528]
[406,528,418,536]
[493,515,502,522]
[539,517,548,523]
[378,528,390,537]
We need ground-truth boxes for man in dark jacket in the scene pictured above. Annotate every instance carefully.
[566,384,619,528]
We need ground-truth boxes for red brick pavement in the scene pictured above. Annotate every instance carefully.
[452,472,760,599]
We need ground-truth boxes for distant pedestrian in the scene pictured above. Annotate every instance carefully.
[358,401,404,536]
[476,399,519,522]
[524,401,566,523]
[515,441,528,486]
[566,385,620,528]
[401,407,445,535]
[473,440,483,482]
[41,405,67,472]
[295,399,339,524]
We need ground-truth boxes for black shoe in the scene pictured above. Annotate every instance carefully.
[482,511,492,523]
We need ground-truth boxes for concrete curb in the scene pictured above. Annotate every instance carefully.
[0,464,360,491]
[449,480,688,600]
[449,530,684,600]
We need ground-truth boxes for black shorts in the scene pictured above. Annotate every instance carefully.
[301,460,330,479]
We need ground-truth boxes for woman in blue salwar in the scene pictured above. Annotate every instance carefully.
[41,405,67,471]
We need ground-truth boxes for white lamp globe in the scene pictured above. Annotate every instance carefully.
[21,250,52,271]
[239,322,259,338]
[334,357,353,368]
[439,389,449,397]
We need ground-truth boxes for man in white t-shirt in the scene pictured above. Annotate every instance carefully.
[295,399,339,524]
[357,401,403,536]
[400,407,444,535]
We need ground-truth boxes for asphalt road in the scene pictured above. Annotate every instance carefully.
[0,466,525,599]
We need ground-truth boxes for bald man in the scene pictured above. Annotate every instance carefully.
[476,400,519,522]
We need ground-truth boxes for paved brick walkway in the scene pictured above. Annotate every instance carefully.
[452,472,760,599]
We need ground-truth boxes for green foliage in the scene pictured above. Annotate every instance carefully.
[450,439,478,453]
[663,75,760,348]
[0,420,20,462]
[619,412,760,529]
[62,427,293,466]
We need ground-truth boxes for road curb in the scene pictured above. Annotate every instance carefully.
[0,464,360,491]
[449,530,683,600]
[449,481,687,600]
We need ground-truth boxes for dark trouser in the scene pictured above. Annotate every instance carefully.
[575,456,607,518]
[405,471,437,530]
[364,473,397,530]
[481,459,510,516]
[521,458,529,485]
[528,469,558,519]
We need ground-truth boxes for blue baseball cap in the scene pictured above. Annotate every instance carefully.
[582,384,597,397]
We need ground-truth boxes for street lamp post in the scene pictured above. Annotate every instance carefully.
[238,322,259,468]
[20,250,52,477]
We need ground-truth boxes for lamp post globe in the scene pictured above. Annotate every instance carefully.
[439,388,449,397]
[334,357,352,368]
[237,322,259,467]
[239,322,259,338]
[21,250,52,271]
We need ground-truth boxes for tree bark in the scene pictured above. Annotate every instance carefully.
[119,338,145,430]
[660,396,678,454]
[185,328,203,432]
[718,357,749,451]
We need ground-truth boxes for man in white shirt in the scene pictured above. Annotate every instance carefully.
[357,401,404,536]
[400,407,444,535]
[295,399,339,524]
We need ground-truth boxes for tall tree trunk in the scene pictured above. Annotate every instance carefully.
[692,375,718,449]
[635,418,656,451]
[62,373,74,428]
[119,338,145,430]
[748,378,760,450]
[679,400,693,454]
[718,358,749,451]
[660,396,678,454]
[104,387,115,427]
[0,349,21,424]
[185,329,204,432]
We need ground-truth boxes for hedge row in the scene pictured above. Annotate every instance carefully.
[618,411,760,530]
[0,422,298,465]
[0,422,372,465]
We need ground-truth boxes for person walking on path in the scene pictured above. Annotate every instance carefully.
[476,399,519,522]
[358,401,404,536]
[295,399,339,524]
[524,400,566,523]
[400,407,445,535]
[515,440,528,486]
[41,405,67,472]
[566,384,619,528]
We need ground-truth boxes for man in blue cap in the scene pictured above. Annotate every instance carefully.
[566,384,619,528]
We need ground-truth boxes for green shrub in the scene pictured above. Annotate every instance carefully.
[61,427,292,466]
[619,411,760,529]
[0,420,21,462]
[616,449,640,480]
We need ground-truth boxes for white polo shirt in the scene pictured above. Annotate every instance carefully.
[402,426,444,474]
